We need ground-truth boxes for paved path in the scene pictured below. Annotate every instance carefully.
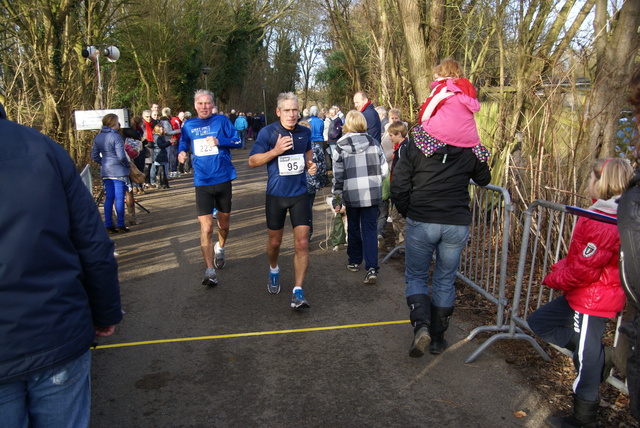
[90,143,551,427]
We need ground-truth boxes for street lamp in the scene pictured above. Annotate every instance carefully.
[261,85,267,124]
[82,45,120,109]
[202,66,212,91]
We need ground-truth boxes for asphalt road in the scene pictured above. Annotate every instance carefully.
[90,142,551,427]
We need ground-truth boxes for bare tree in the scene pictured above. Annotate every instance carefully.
[583,0,640,161]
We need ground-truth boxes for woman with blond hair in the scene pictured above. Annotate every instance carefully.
[332,110,388,284]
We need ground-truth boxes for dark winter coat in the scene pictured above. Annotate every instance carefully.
[618,169,640,419]
[361,103,381,144]
[390,132,491,226]
[0,106,122,383]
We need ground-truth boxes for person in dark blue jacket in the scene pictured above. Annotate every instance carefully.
[353,90,382,144]
[0,102,122,427]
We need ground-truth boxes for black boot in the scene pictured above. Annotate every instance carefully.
[545,394,599,428]
[429,305,454,355]
[601,346,615,382]
[407,295,431,358]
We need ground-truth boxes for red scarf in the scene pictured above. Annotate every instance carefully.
[358,100,371,113]
[144,120,154,141]
[418,77,476,123]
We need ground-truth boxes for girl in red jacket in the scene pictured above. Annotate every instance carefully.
[528,157,632,428]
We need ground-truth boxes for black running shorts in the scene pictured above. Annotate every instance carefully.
[195,181,232,216]
[265,193,310,230]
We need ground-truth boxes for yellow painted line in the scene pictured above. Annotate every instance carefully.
[94,320,409,350]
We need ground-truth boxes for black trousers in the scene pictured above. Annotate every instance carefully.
[528,295,606,401]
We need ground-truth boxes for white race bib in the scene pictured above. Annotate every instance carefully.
[278,153,305,176]
[193,138,219,156]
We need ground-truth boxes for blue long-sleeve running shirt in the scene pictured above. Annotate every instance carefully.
[179,115,241,186]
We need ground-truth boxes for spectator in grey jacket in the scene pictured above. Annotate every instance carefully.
[332,110,388,285]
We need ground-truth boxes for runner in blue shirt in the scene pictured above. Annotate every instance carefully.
[249,92,317,309]
[178,90,241,287]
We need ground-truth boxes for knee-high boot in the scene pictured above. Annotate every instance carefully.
[407,294,431,358]
[429,305,454,354]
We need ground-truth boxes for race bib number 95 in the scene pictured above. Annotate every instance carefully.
[193,138,219,156]
[278,154,305,176]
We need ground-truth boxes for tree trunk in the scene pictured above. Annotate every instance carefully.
[427,0,445,68]
[395,0,430,103]
[585,0,640,161]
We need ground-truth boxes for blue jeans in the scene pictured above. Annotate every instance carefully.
[169,144,178,173]
[103,178,127,228]
[404,219,469,307]
[346,205,379,271]
[0,350,91,428]
[238,129,247,149]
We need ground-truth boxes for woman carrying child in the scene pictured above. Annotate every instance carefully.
[391,58,491,358]
[528,158,633,428]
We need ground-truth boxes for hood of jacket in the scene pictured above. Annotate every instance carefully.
[101,125,119,135]
[337,132,373,154]
[590,195,621,215]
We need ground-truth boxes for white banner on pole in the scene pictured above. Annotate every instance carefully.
[74,109,130,131]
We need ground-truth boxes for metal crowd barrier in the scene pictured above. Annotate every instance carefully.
[467,199,627,393]
[458,184,530,363]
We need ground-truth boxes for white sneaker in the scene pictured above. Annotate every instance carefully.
[214,242,226,269]
[202,267,218,286]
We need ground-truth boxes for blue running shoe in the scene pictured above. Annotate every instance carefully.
[212,208,218,219]
[291,289,310,309]
[267,272,280,294]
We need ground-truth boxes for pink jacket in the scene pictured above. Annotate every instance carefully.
[422,79,480,148]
